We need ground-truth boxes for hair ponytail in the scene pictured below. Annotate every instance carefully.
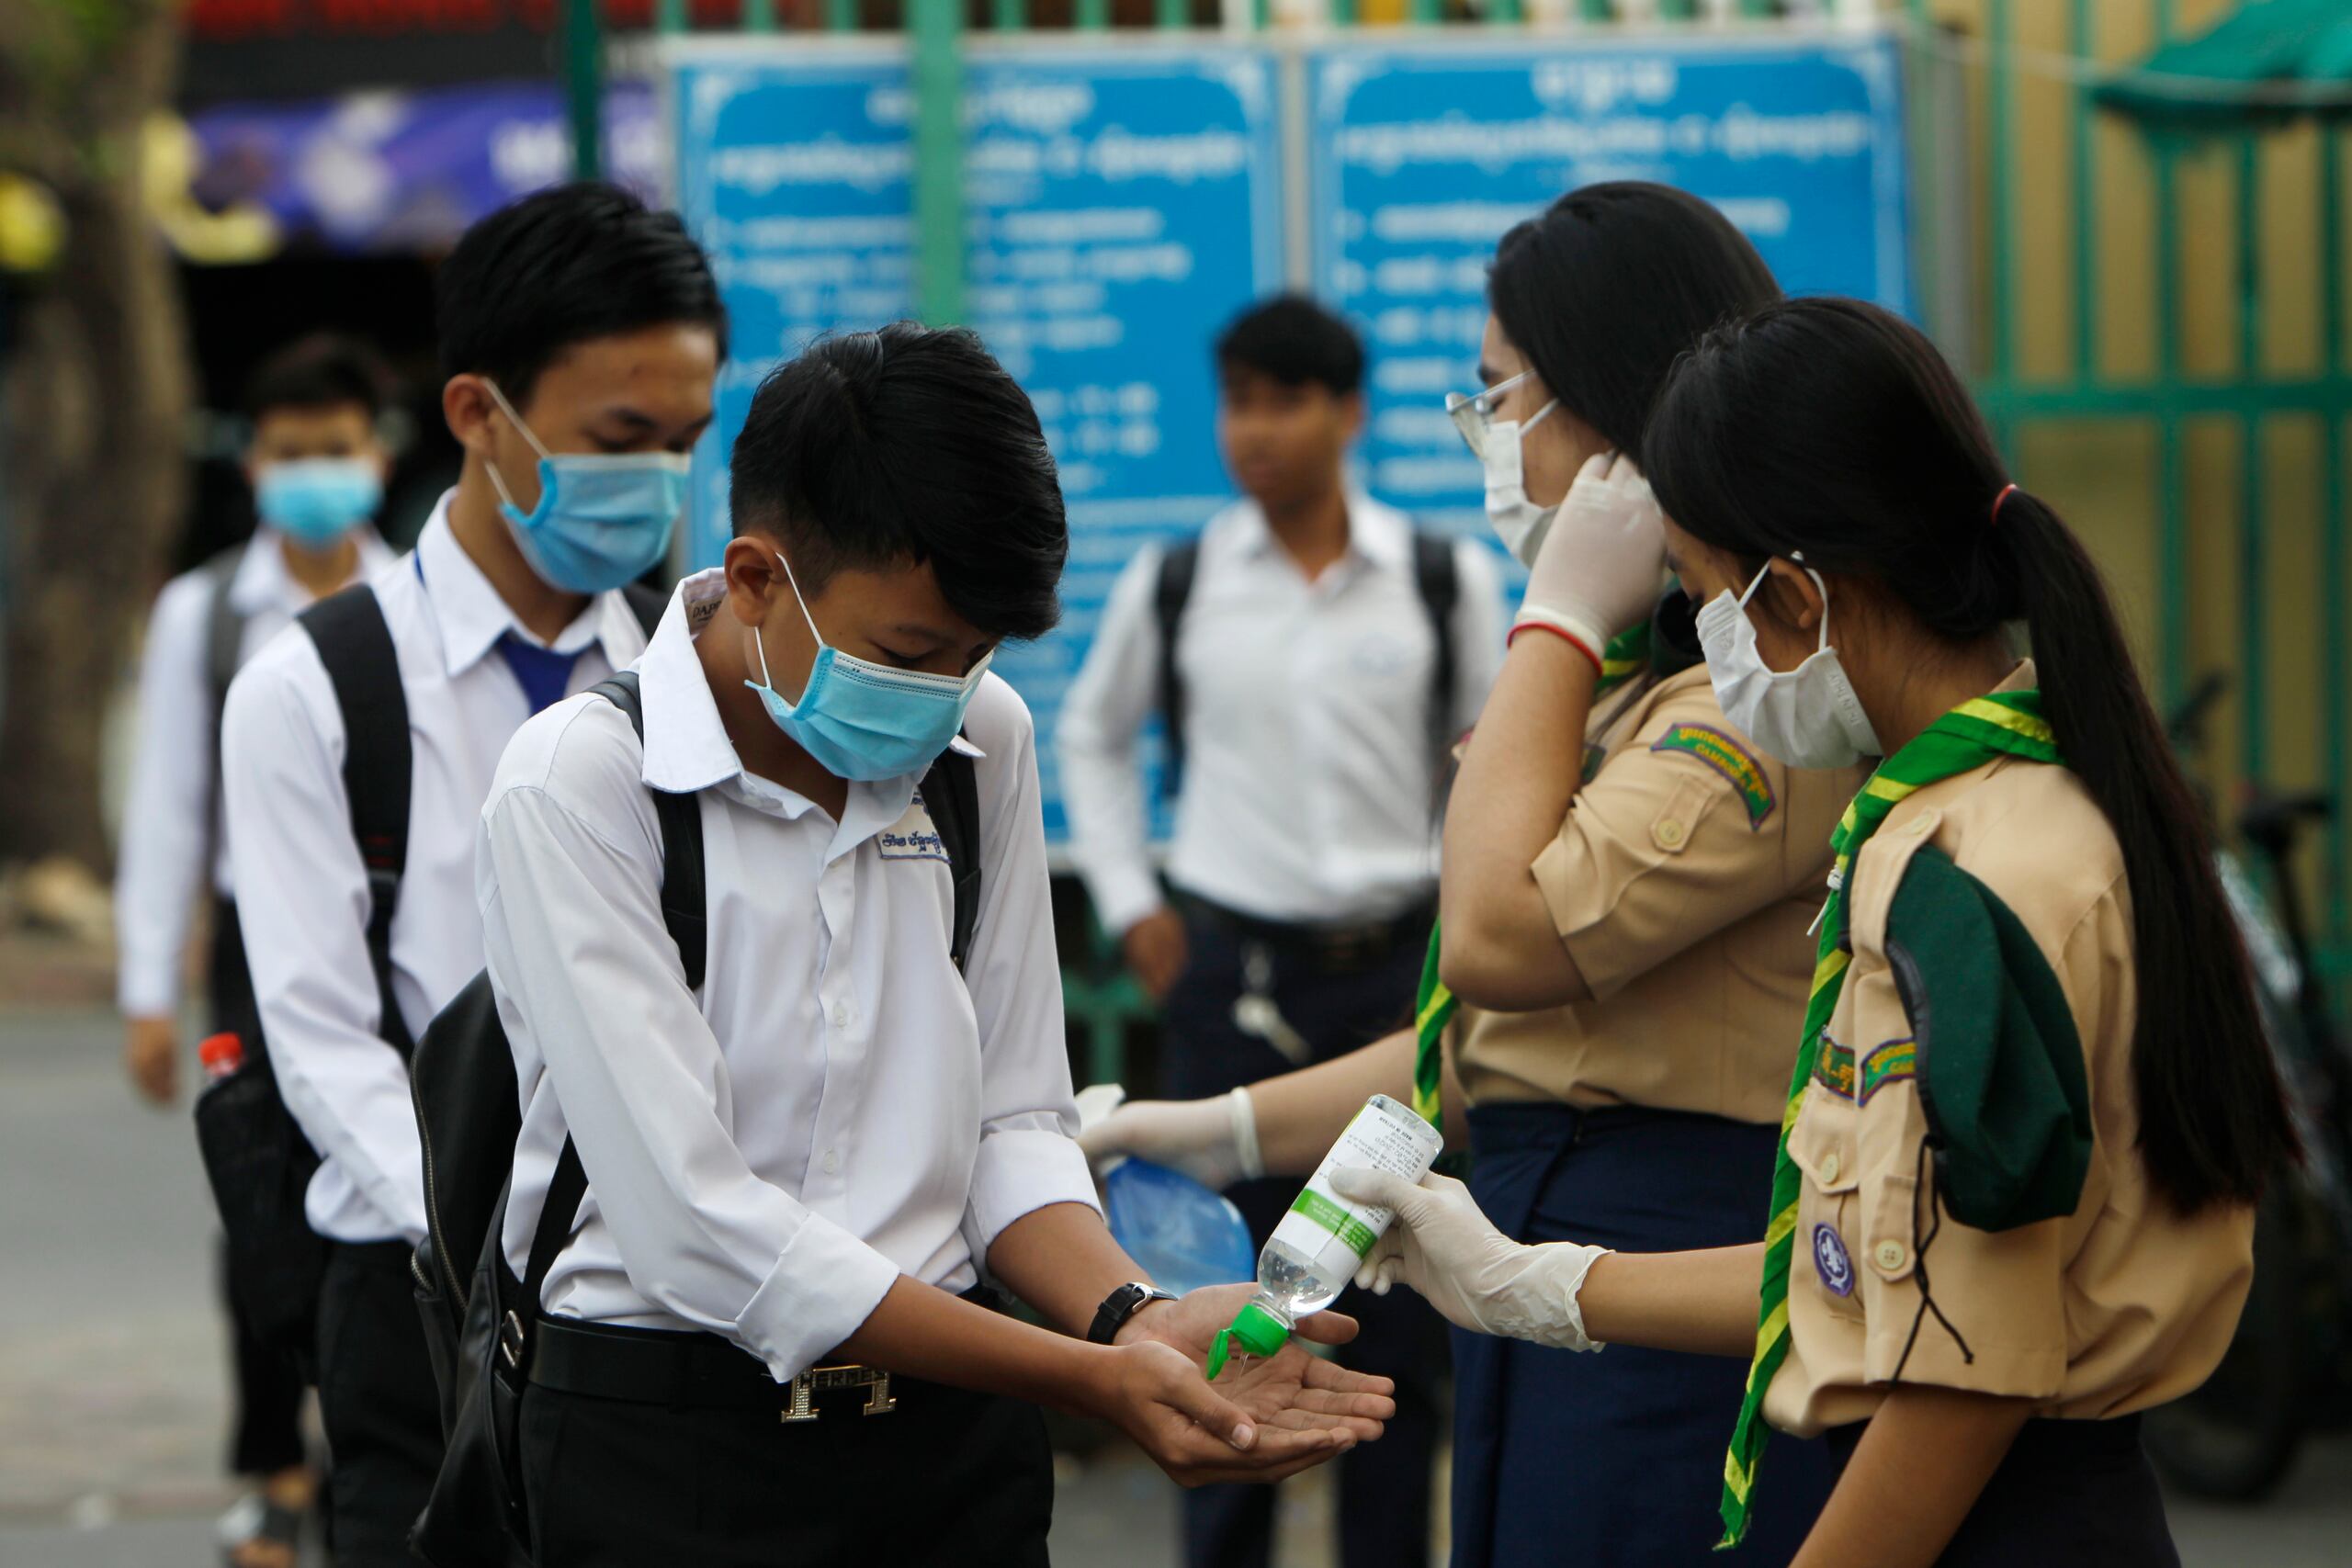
[1996,492,2292,1208]
[1646,297,2295,1213]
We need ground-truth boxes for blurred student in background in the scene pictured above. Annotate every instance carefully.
[1059,294,1501,1568]
[114,332,398,1568]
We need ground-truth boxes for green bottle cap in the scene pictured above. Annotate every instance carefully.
[1204,1300,1292,1382]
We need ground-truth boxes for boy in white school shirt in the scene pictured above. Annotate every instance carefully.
[116,333,398,1568]
[477,324,1395,1566]
[220,183,725,1565]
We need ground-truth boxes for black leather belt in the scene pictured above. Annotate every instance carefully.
[530,1288,1002,1416]
[1178,892,1434,972]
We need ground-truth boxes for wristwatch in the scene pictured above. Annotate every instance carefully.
[1088,1281,1180,1345]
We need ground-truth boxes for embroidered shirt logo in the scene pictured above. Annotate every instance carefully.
[1813,1223,1855,1297]
[1859,1039,1917,1104]
[1813,1030,1857,1100]
[1649,722,1775,828]
[877,794,949,863]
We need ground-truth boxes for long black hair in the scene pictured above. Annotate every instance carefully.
[1488,182,1781,465]
[1645,296,2294,1213]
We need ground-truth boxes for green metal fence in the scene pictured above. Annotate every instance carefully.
[604,0,2351,1067]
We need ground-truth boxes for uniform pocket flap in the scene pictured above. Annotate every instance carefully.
[1786,1089,1860,1195]
[1861,1170,1921,1283]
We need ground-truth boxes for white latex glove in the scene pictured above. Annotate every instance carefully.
[1078,1085,1262,1192]
[1513,451,1667,662]
[1328,1168,1609,1352]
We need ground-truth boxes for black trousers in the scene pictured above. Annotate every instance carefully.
[1825,1415,2178,1566]
[209,900,308,1479]
[314,1239,442,1567]
[1163,902,1446,1568]
[518,1346,1055,1566]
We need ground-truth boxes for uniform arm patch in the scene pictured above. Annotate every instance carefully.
[1648,723,1775,829]
[1813,1029,1856,1100]
[1859,1038,1917,1104]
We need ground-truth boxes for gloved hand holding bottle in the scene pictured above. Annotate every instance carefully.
[1329,1168,1611,1353]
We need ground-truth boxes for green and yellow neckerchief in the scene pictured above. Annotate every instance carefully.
[1410,622,1653,1129]
[1717,690,2061,1549]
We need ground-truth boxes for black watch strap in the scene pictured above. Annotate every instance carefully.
[1088,1281,1178,1346]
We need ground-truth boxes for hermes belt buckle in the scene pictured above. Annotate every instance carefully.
[781,1363,898,1424]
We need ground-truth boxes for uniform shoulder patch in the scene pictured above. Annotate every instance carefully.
[1649,722,1775,829]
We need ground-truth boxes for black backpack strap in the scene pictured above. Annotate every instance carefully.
[619,581,668,640]
[921,749,983,972]
[298,585,414,1058]
[202,546,248,734]
[515,671,707,1325]
[1152,541,1201,799]
[589,671,707,991]
[1410,533,1461,773]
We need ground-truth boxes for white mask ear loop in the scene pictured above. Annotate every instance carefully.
[1740,554,1836,656]
[480,378,555,463]
[750,549,829,698]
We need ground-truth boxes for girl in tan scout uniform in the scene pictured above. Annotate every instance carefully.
[1085,184,1865,1564]
[1338,297,2297,1568]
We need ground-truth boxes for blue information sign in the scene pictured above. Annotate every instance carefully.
[1307,35,1911,537]
[670,44,1283,839]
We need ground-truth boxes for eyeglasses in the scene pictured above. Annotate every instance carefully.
[1444,367,1554,461]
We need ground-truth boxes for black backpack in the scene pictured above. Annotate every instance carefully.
[1152,529,1459,795]
[406,671,984,1568]
[193,580,665,1362]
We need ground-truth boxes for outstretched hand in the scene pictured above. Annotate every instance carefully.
[1113,1282,1394,1480]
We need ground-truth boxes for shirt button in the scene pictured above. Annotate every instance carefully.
[831,1002,854,1030]
[1819,1150,1841,1184]
[822,1149,842,1175]
[1874,1239,1907,1272]
[1655,819,1686,848]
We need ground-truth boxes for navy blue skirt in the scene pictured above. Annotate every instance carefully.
[1450,1102,1833,1568]
[1824,1416,2177,1566]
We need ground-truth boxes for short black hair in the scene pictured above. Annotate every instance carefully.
[243,333,393,424]
[1215,294,1364,397]
[435,181,728,406]
[729,324,1067,643]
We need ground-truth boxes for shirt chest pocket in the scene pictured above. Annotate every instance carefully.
[1787,1055,1864,1312]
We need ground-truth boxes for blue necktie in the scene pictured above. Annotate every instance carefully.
[497,632,584,716]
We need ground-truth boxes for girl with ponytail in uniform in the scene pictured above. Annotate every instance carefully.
[1334,296,2296,1566]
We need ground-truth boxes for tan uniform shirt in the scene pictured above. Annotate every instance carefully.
[1451,665,1867,1125]
[1765,691,2254,1437]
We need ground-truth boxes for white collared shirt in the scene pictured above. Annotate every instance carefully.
[1057,495,1504,932]
[220,494,648,1245]
[117,526,396,1017]
[480,570,1096,1381]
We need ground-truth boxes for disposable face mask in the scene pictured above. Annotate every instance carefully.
[482,379,688,594]
[255,457,380,546]
[1695,558,1883,770]
[1447,368,1560,568]
[744,550,990,783]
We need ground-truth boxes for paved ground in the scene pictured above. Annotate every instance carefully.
[4,1002,2346,1567]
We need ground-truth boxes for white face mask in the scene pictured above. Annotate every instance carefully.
[1447,367,1560,568]
[1695,558,1883,770]
[1479,400,1560,568]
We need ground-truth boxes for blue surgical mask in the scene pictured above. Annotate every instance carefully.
[255,457,381,547]
[482,379,688,594]
[744,549,990,783]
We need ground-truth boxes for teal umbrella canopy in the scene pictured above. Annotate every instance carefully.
[2094,0,2352,132]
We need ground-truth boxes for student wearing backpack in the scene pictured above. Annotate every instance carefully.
[474,324,1396,1567]
[1057,294,1500,1568]
[219,183,724,1566]
[116,333,397,1568]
